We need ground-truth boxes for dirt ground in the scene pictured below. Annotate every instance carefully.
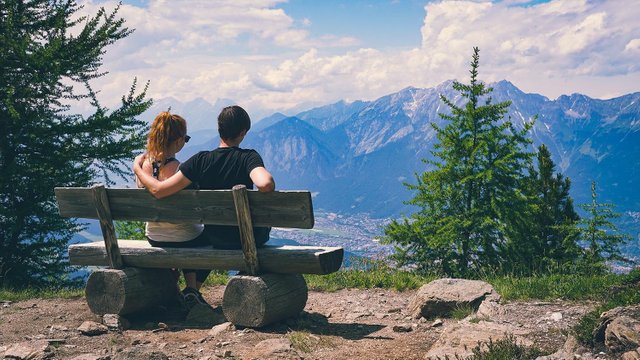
[0,286,595,360]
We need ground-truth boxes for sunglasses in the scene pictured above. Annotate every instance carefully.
[185,135,191,143]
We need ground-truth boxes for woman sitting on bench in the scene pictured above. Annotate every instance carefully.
[135,111,211,309]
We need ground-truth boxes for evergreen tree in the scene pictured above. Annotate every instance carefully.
[506,144,581,273]
[578,181,630,270]
[115,221,146,241]
[383,48,533,277]
[0,1,151,288]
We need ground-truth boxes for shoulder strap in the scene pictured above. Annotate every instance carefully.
[152,161,160,179]
[152,157,178,179]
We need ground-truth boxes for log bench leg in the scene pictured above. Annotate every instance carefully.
[85,267,177,315]
[222,273,308,328]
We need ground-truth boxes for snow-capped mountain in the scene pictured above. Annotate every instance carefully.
[147,81,640,219]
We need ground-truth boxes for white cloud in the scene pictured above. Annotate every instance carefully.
[82,0,640,119]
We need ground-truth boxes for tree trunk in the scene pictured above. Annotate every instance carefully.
[222,273,308,327]
[85,267,177,315]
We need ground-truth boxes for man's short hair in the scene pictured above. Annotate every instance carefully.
[218,105,251,140]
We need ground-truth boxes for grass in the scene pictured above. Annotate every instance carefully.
[572,268,640,346]
[444,335,545,360]
[451,304,475,320]
[305,258,435,292]
[288,330,334,353]
[487,272,622,301]
[0,287,84,301]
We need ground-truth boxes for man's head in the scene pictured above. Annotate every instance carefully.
[218,105,251,141]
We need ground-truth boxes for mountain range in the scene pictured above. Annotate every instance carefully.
[143,80,640,222]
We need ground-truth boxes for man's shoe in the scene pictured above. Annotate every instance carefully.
[181,287,212,310]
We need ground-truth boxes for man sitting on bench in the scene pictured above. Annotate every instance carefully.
[133,105,276,307]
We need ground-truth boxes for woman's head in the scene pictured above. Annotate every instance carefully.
[147,111,188,164]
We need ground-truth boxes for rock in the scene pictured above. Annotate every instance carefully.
[112,348,169,360]
[605,316,640,352]
[48,325,68,333]
[409,278,500,319]
[424,320,530,359]
[622,349,640,360]
[208,322,234,337]
[550,312,563,321]
[392,323,414,332]
[250,338,297,359]
[77,321,108,336]
[3,340,51,360]
[70,355,110,360]
[346,312,367,320]
[476,297,503,318]
[593,305,640,351]
[535,335,588,360]
[103,314,130,331]
[431,319,444,328]
[185,304,226,328]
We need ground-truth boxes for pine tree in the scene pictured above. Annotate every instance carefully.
[506,144,581,273]
[578,181,630,271]
[383,48,533,277]
[0,1,151,288]
[115,221,146,241]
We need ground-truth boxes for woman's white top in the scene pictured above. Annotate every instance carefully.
[145,221,204,242]
[142,157,204,242]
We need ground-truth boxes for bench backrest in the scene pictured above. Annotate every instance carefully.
[55,184,315,274]
[55,187,314,228]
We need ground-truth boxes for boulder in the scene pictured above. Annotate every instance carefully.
[3,340,52,360]
[622,348,640,360]
[249,338,299,359]
[593,305,640,352]
[535,335,589,360]
[605,316,640,352]
[424,320,530,359]
[409,278,500,319]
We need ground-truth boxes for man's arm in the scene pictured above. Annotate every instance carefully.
[133,154,192,199]
[250,166,275,193]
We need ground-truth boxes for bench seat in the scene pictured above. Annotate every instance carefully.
[70,240,344,275]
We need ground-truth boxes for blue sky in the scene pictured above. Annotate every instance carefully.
[277,1,426,50]
[82,0,640,118]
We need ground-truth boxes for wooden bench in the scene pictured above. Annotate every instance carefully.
[55,184,344,327]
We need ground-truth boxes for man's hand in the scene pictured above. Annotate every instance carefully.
[133,153,147,175]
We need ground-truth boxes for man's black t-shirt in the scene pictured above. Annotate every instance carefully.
[179,147,264,190]
[179,147,269,249]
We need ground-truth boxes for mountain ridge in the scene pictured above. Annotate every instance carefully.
[147,80,640,223]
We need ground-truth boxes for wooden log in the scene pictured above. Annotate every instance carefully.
[222,273,308,327]
[55,188,315,229]
[91,184,123,269]
[232,184,259,275]
[85,268,177,315]
[69,240,344,275]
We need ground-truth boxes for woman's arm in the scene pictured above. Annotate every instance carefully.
[133,154,192,199]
